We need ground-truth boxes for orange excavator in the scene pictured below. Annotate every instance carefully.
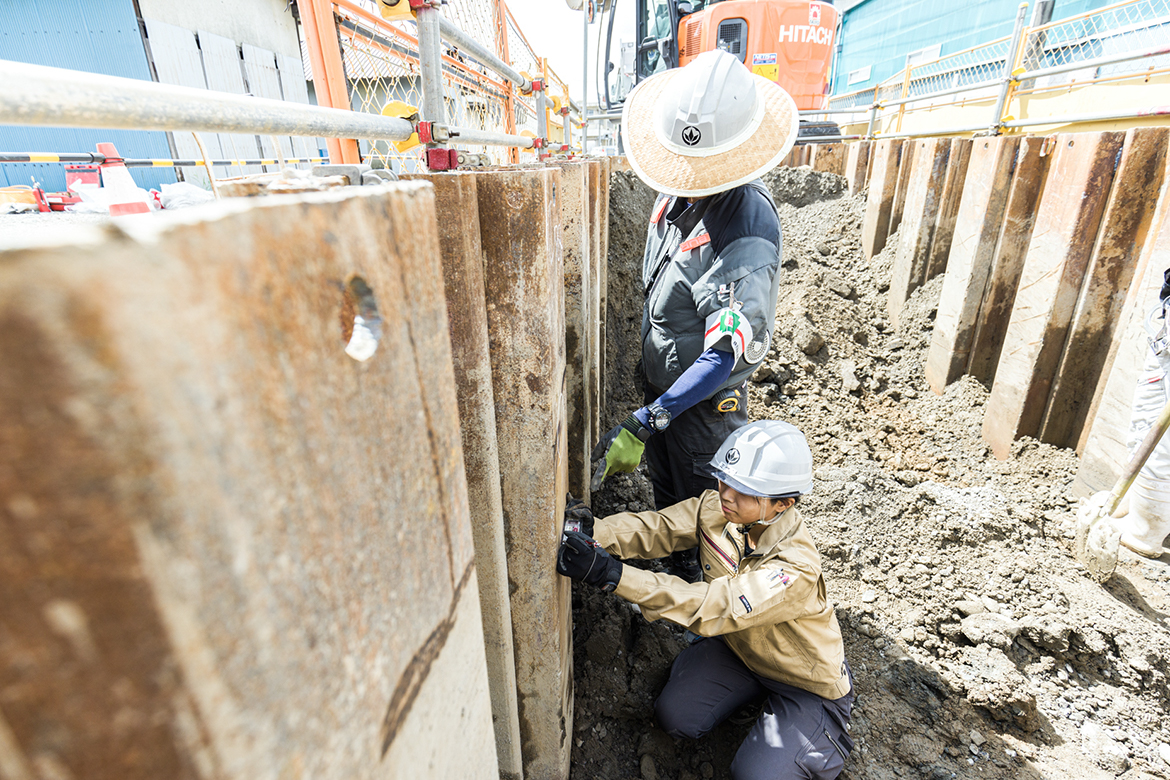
[603,0,841,139]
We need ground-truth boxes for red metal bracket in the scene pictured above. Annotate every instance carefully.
[425,147,459,171]
[530,79,544,93]
[531,137,545,149]
[416,121,435,145]
[408,0,438,9]
[559,106,570,116]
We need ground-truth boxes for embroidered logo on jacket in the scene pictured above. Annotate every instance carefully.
[766,569,793,589]
[738,595,752,613]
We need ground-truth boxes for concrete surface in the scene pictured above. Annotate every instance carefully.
[476,168,573,780]
[1040,127,1169,449]
[402,171,524,779]
[925,136,1020,395]
[982,131,1125,459]
[0,185,498,779]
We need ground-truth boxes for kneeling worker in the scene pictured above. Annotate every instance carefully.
[559,421,854,780]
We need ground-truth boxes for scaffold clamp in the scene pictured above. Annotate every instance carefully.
[425,147,459,171]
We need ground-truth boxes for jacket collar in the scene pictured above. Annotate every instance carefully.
[744,505,801,556]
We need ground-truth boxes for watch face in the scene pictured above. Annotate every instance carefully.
[652,408,671,430]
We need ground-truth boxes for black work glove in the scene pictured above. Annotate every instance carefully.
[557,531,623,592]
[564,495,595,537]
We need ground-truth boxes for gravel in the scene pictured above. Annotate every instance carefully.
[581,166,1170,780]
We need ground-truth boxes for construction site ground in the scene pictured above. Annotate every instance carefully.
[586,168,1170,780]
[3,168,1169,779]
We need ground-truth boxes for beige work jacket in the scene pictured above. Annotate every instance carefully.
[593,490,851,700]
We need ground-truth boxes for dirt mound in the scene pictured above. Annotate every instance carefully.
[586,166,1170,780]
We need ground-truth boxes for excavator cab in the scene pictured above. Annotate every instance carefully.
[635,0,680,80]
[629,0,839,111]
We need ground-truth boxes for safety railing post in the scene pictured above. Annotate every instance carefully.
[895,63,912,133]
[299,0,361,163]
[989,2,1030,135]
[417,0,455,171]
[867,95,880,139]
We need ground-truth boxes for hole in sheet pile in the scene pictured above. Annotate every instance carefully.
[341,275,382,362]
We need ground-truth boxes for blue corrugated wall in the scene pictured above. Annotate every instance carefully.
[833,0,1118,95]
[0,0,176,191]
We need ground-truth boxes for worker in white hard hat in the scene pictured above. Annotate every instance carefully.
[1113,266,1170,557]
[561,421,854,780]
[589,49,797,582]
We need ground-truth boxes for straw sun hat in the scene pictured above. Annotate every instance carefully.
[621,49,799,198]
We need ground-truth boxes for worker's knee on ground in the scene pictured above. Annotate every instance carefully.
[653,688,708,739]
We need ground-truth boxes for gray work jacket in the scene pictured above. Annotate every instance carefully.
[641,180,782,394]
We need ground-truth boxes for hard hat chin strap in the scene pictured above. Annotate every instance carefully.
[738,499,784,533]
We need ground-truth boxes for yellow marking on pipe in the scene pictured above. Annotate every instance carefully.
[261,159,276,165]
[28,153,59,163]
[152,160,172,166]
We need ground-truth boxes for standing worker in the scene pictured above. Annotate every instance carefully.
[561,421,854,779]
[1114,267,1170,556]
[591,49,798,580]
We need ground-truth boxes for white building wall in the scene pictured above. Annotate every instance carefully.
[136,0,301,59]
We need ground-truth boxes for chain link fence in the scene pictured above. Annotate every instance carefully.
[1019,0,1170,91]
[316,0,550,173]
[827,0,1170,132]
[906,35,1014,96]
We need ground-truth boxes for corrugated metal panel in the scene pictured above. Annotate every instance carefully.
[242,43,294,165]
[198,30,265,175]
[0,0,176,191]
[142,17,224,185]
[277,53,322,160]
[834,0,1117,94]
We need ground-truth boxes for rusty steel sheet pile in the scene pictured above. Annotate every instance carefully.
[0,184,498,780]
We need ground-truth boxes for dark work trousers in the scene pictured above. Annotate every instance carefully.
[655,637,855,780]
[643,379,749,510]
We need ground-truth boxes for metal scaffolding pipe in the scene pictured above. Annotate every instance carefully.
[585,112,623,121]
[0,153,326,167]
[874,124,989,139]
[438,16,532,93]
[798,108,877,117]
[449,126,536,148]
[0,59,414,142]
[794,135,866,143]
[989,3,1031,133]
[879,77,1001,109]
[417,6,446,133]
[1002,105,1170,128]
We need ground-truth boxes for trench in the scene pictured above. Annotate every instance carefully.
[571,160,1170,780]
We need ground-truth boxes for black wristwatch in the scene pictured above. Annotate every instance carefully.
[646,402,672,434]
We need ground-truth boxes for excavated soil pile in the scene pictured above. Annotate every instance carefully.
[576,167,1170,780]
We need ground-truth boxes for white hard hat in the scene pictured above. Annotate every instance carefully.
[621,50,798,197]
[705,421,814,498]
